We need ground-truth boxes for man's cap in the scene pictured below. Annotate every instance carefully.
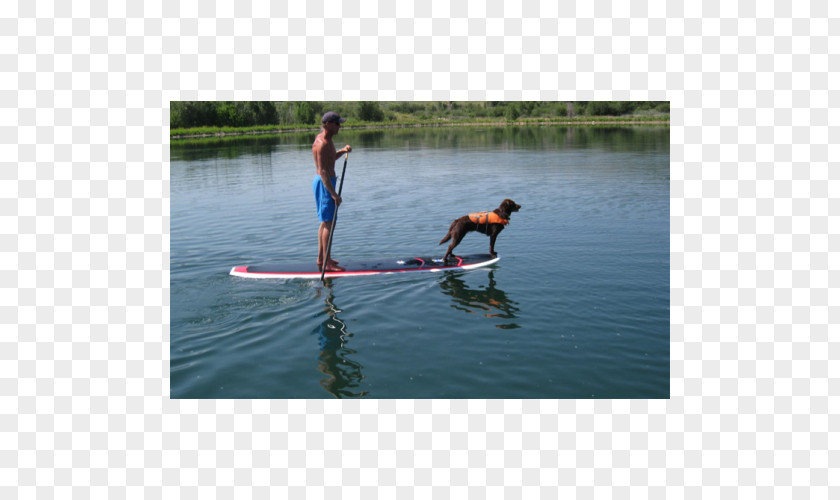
[321,111,346,124]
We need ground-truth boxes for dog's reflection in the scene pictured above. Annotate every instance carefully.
[438,270,520,329]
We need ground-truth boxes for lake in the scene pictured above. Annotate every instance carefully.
[170,125,670,398]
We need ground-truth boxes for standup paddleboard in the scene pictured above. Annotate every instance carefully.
[230,254,499,279]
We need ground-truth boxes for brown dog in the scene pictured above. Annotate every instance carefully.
[439,199,521,261]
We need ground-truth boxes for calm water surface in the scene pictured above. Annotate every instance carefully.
[171,126,669,398]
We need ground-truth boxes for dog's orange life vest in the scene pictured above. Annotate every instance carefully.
[469,212,509,225]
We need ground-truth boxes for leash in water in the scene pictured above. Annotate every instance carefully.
[321,152,349,281]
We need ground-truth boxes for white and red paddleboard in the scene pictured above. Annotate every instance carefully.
[230,254,500,279]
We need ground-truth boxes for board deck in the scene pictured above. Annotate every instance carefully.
[230,254,499,279]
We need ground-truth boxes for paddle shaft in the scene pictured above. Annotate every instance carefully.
[321,152,349,281]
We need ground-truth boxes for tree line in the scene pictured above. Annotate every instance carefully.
[170,101,669,129]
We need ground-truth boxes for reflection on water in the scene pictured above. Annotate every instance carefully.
[438,271,520,329]
[353,130,387,147]
[170,124,670,162]
[311,283,368,398]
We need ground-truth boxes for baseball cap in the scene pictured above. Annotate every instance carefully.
[321,111,346,124]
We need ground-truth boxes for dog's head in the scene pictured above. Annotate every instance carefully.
[498,199,521,217]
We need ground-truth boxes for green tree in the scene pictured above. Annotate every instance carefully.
[294,102,316,124]
[519,101,536,117]
[504,103,520,121]
[586,101,616,116]
[222,102,240,125]
[250,101,279,125]
[357,101,384,122]
[170,101,186,128]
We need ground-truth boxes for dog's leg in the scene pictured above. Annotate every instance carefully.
[444,232,466,261]
[489,232,498,257]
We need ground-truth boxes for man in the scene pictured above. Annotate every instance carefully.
[313,111,352,272]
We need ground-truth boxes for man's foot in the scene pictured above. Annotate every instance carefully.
[318,259,341,269]
[323,263,346,272]
[318,260,345,272]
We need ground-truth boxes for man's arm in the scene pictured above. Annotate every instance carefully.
[335,145,352,159]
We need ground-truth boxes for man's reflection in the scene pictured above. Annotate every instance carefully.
[311,282,368,398]
[438,270,520,329]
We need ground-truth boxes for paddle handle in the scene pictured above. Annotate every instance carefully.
[321,152,349,281]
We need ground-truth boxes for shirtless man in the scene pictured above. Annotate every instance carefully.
[313,111,352,272]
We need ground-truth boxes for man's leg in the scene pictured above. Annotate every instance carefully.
[318,222,344,271]
[318,222,328,268]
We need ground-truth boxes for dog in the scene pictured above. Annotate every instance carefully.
[439,198,521,261]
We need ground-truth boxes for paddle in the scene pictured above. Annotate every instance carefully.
[321,152,349,281]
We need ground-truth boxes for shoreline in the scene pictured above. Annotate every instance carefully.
[171,119,669,140]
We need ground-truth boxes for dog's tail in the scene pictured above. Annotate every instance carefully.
[439,219,458,245]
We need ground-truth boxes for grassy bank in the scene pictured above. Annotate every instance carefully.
[171,114,669,140]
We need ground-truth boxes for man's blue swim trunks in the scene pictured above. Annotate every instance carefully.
[313,176,337,222]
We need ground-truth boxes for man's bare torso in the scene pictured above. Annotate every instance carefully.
[313,131,337,177]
